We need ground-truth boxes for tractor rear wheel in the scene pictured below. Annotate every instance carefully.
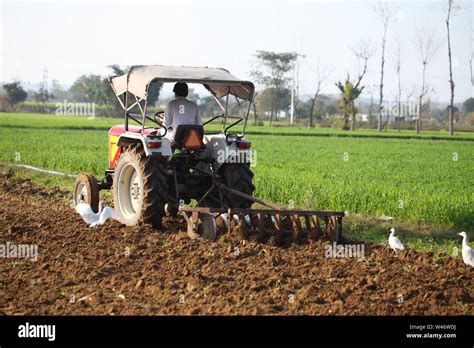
[73,173,100,213]
[113,144,168,228]
[220,163,255,208]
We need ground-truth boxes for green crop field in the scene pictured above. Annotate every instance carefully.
[1,112,473,253]
[1,112,474,140]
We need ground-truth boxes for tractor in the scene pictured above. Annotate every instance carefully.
[73,65,344,243]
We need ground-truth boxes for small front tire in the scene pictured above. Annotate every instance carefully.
[73,173,100,213]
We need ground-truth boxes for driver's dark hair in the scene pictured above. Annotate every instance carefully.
[173,82,188,97]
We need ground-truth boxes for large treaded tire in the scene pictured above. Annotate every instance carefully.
[113,144,168,228]
[220,163,255,208]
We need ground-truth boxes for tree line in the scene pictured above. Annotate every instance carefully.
[1,0,472,132]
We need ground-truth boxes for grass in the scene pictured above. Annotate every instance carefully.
[0,164,76,191]
[1,112,474,140]
[0,112,473,254]
[343,216,463,256]
[251,135,473,229]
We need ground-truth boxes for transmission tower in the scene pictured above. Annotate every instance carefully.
[42,67,49,102]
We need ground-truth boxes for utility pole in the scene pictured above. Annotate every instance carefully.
[42,67,48,100]
[41,67,49,112]
[289,53,305,125]
[290,58,299,125]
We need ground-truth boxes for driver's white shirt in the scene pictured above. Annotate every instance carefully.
[163,97,202,141]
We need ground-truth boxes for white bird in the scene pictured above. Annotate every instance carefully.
[458,232,474,267]
[388,228,405,253]
[75,201,119,227]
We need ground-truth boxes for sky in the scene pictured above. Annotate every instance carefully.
[0,0,473,103]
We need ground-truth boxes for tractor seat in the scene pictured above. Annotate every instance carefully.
[172,124,206,151]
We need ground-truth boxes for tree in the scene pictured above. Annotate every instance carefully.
[199,95,221,117]
[443,105,459,121]
[147,81,163,106]
[51,80,67,101]
[336,79,361,130]
[33,84,53,104]
[336,40,375,130]
[252,92,259,125]
[3,80,27,105]
[256,87,291,118]
[364,84,377,125]
[106,65,163,107]
[108,64,125,76]
[467,16,474,94]
[374,2,398,131]
[405,86,417,121]
[470,47,473,88]
[444,0,459,135]
[70,74,108,104]
[309,60,331,128]
[308,94,339,120]
[289,54,305,125]
[251,51,297,126]
[414,28,441,133]
[462,97,474,113]
[187,88,200,103]
[392,33,404,132]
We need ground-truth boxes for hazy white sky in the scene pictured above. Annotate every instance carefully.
[1,0,472,103]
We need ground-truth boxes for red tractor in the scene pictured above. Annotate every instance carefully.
[73,65,343,243]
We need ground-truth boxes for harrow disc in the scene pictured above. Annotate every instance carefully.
[182,212,217,241]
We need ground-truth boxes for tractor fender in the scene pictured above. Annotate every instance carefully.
[203,134,252,170]
[118,132,173,157]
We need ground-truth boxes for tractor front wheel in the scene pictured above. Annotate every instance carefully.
[113,144,168,228]
[73,173,100,213]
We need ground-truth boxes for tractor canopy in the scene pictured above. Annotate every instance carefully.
[110,65,255,101]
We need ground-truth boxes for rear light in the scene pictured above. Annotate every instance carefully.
[147,141,162,149]
[226,133,239,143]
[236,141,251,149]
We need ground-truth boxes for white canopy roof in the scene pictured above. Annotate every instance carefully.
[110,65,255,101]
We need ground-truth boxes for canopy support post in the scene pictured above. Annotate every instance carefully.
[242,92,254,135]
[142,90,148,133]
[223,86,230,132]
[212,95,226,113]
[124,91,129,132]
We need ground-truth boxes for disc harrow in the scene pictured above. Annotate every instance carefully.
[180,206,344,245]
[179,184,344,245]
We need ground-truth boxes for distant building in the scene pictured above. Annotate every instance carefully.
[263,110,289,120]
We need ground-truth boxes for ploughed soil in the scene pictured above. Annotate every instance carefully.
[0,172,472,315]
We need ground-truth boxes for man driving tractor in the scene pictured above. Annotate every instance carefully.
[163,82,202,142]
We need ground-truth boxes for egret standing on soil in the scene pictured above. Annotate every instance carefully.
[458,232,474,267]
[75,201,118,227]
[388,228,405,253]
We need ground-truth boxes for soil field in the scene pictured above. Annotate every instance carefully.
[0,173,472,315]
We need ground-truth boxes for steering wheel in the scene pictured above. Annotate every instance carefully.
[148,111,166,136]
[153,110,165,122]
